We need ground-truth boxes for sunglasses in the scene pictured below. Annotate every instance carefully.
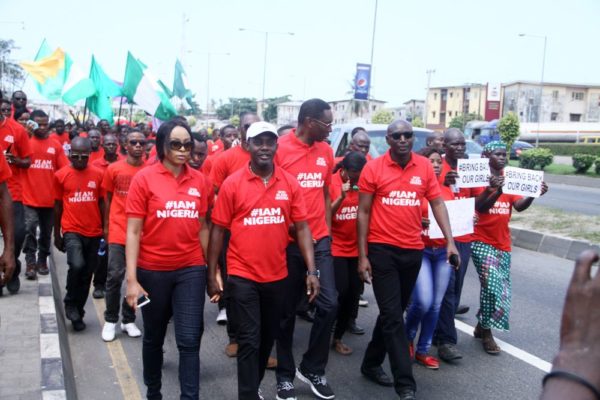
[389,131,414,140]
[128,140,147,147]
[312,119,333,129]
[169,140,193,151]
[70,153,90,160]
[0,108,11,112]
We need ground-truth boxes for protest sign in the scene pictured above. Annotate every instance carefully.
[428,198,475,239]
[456,158,490,188]
[503,166,544,198]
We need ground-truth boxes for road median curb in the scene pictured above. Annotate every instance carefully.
[511,227,600,260]
[545,173,600,189]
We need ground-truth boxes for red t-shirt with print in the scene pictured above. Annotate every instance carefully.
[0,118,32,201]
[329,170,360,257]
[472,187,522,251]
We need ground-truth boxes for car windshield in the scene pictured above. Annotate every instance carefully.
[368,130,428,158]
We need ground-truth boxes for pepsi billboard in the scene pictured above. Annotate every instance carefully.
[354,63,371,100]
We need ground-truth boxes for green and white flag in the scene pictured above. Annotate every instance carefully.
[173,59,192,99]
[61,53,96,105]
[88,56,122,122]
[122,52,177,121]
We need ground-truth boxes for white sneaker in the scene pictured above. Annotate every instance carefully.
[216,309,228,325]
[102,322,117,342]
[121,322,142,338]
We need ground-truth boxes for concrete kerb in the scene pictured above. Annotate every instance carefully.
[512,227,600,260]
[45,252,77,400]
[544,173,600,189]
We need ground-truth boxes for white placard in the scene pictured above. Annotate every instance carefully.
[428,198,475,239]
[456,158,490,188]
[503,166,544,198]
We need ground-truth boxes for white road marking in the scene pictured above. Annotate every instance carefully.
[455,320,552,372]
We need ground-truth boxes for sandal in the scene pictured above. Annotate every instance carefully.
[482,336,501,355]
[333,339,353,355]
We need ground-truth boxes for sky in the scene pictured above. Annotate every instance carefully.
[2,0,600,109]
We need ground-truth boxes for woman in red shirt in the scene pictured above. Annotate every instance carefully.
[472,141,548,355]
[404,147,457,370]
[124,119,212,400]
[330,151,367,355]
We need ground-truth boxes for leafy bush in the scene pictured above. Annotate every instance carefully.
[519,148,554,170]
[540,143,600,156]
[595,157,600,174]
[572,153,596,173]
[498,112,520,150]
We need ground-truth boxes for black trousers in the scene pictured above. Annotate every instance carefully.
[93,239,108,289]
[361,244,422,394]
[63,233,101,316]
[333,256,361,340]
[228,276,285,400]
[8,201,26,284]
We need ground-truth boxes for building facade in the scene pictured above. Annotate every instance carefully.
[502,81,600,123]
[275,101,303,126]
[328,99,387,124]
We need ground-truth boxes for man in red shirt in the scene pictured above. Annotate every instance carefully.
[357,119,459,400]
[101,130,146,342]
[433,128,476,362]
[274,99,337,400]
[88,128,105,164]
[208,121,319,400]
[90,133,120,299]
[0,154,15,296]
[54,137,104,331]
[208,124,239,156]
[22,110,69,279]
[0,99,31,293]
[50,119,70,146]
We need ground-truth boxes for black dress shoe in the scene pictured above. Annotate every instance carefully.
[92,287,105,299]
[65,306,81,322]
[455,305,470,315]
[6,274,20,294]
[398,388,416,400]
[438,343,463,361]
[361,365,393,387]
[347,320,365,335]
[72,319,86,332]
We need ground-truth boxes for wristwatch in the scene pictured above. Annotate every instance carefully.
[307,269,320,279]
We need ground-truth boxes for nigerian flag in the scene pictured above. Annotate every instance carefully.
[88,56,122,122]
[122,52,177,121]
[173,59,192,99]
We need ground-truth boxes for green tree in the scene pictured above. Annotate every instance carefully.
[262,95,291,122]
[230,114,240,127]
[412,116,424,128]
[498,112,520,149]
[448,112,483,129]
[371,109,393,124]
[0,39,25,95]
[216,97,257,120]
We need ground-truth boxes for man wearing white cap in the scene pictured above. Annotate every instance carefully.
[208,122,319,400]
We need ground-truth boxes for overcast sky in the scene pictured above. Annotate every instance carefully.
[2,0,599,108]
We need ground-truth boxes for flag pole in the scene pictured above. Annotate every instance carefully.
[128,102,133,125]
[82,97,88,126]
[117,97,123,126]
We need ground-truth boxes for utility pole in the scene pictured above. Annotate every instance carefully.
[423,69,435,127]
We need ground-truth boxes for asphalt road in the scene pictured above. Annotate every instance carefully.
[535,182,600,215]
[57,247,578,400]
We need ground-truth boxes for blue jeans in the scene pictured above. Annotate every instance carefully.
[405,247,453,355]
[137,266,206,400]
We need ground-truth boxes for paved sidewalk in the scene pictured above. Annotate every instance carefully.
[0,271,41,400]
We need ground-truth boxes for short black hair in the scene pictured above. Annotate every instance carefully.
[277,124,294,134]
[342,151,367,172]
[351,127,366,137]
[13,107,29,121]
[155,118,193,161]
[191,132,206,143]
[297,98,331,126]
[11,90,26,100]
[219,125,236,136]
[30,109,48,119]
[1,99,10,106]
[54,119,65,125]
[418,146,443,158]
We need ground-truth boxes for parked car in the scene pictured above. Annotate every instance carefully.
[510,140,534,159]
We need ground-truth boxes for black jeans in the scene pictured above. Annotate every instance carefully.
[276,237,338,382]
[333,256,361,340]
[104,244,136,324]
[8,201,26,283]
[361,244,422,394]
[93,240,108,289]
[138,266,206,400]
[228,276,285,400]
[218,230,237,342]
[433,241,472,345]
[23,205,53,266]
[63,233,100,316]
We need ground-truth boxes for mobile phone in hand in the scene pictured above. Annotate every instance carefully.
[137,295,150,308]
[449,254,460,268]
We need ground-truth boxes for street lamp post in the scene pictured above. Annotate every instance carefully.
[519,33,547,147]
[423,69,435,127]
[206,52,230,117]
[239,28,294,101]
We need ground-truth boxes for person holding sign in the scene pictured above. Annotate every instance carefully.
[404,146,457,370]
[472,141,548,355]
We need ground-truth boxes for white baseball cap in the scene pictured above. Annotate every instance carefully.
[246,121,278,140]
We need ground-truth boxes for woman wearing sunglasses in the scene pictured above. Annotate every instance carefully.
[124,118,213,400]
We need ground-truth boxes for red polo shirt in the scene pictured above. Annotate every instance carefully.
[208,138,224,156]
[89,148,105,164]
[209,145,250,189]
[472,187,522,252]
[91,154,125,173]
[329,170,360,257]
[0,118,32,201]
[23,136,69,207]
[275,130,334,241]
[126,162,211,270]
[54,165,104,237]
[102,159,145,245]
[439,158,474,242]
[212,165,307,282]
[50,132,70,146]
[0,154,11,183]
[359,151,442,250]
[201,156,213,176]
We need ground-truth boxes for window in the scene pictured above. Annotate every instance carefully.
[372,105,377,111]
[489,103,499,110]
[572,92,584,101]
[570,113,582,122]
[552,90,559,99]
[551,112,558,121]
[450,92,454,98]
[433,93,438,100]
[448,111,452,117]
[432,111,436,118]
